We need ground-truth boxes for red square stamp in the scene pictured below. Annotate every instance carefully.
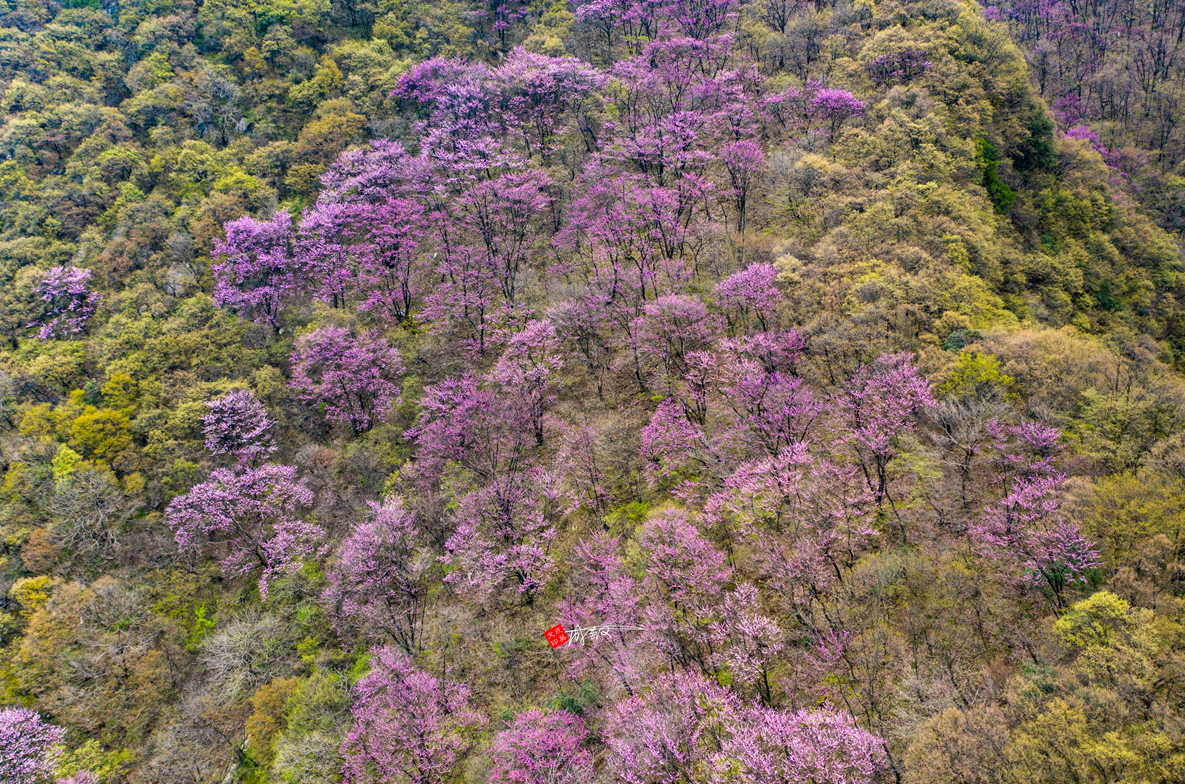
[544,624,569,649]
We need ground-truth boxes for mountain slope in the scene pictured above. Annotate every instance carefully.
[2,1,1185,783]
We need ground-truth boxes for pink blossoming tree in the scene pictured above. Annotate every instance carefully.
[603,670,742,784]
[290,326,404,433]
[557,533,650,696]
[491,320,564,446]
[324,497,433,654]
[603,671,888,784]
[836,352,937,503]
[488,708,594,784]
[711,706,888,784]
[714,262,780,333]
[636,509,733,673]
[972,421,1100,608]
[29,267,102,340]
[0,707,65,784]
[165,464,322,600]
[202,388,277,465]
[441,471,560,604]
[211,210,301,328]
[341,647,486,784]
[710,582,784,704]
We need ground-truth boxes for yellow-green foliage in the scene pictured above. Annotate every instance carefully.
[51,444,82,485]
[55,740,135,784]
[1077,472,1185,564]
[100,372,138,411]
[245,677,301,767]
[938,351,1014,398]
[1053,591,1137,650]
[9,575,57,618]
[69,407,133,463]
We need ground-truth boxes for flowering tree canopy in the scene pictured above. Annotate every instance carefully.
[211,210,301,327]
[836,352,936,500]
[0,707,65,784]
[290,326,404,433]
[488,708,594,784]
[604,670,887,784]
[441,471,560,603]
[202,388,277,464]
[341,647,487,784]
[324,497,433,654]
[712,706,888,784]
[971,420,1101,607]
[30,267,101,340]
[165,464,322,600]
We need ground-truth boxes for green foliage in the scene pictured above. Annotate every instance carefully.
[1053,591,1133,650]
[1096,280,1122,312]
[938,351,1014,399]
[100,372,138,410]
[69,407,133,465]
[185,603,217,652]
[604,500,651,537]
[245,676,300,768]
[51,444,83,485]
[9,575,57,618]
[1014,106,1057,173]
[547,680,599,716]
[1077,472,1185,565]
[269,671,352,784]
[55,740,134,783]
[942,328,981,351]
[976,137,1016,214]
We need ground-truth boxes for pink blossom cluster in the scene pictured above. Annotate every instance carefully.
[406,320,565,604]
[289,326,404,434]
[341,647,487,784]
[604,670,887,784]
[866,49,932,84]
[323,497,433,654]
[165,464,323,600]
[0,707,65,784]
[202,388,277,464]
[208,22,868,361]
[29,266,101,340]
[488,708,594,784]
[971,420,1100,605]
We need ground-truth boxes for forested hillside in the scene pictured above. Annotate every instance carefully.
[983,0,1185,233]
[2,1,1185,783]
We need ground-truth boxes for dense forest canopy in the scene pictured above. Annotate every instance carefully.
[1,0,1185,783]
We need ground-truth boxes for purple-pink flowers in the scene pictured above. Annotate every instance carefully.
[603,670,888,784]
[836,352,937,500]
[811,88,865,126]
[341,647,486,784]
[211,210,301,327]
[30,267,101,340]
[866,49,932,85]
[488,708,594,784]
[202,389,277,465]
[165,464,322,600]
[0,707,65,784]
[441,471,560,602]
[290,326,404,434]
[971,421,1100,606]
[715,263,780,332]
[324,497,432,654]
